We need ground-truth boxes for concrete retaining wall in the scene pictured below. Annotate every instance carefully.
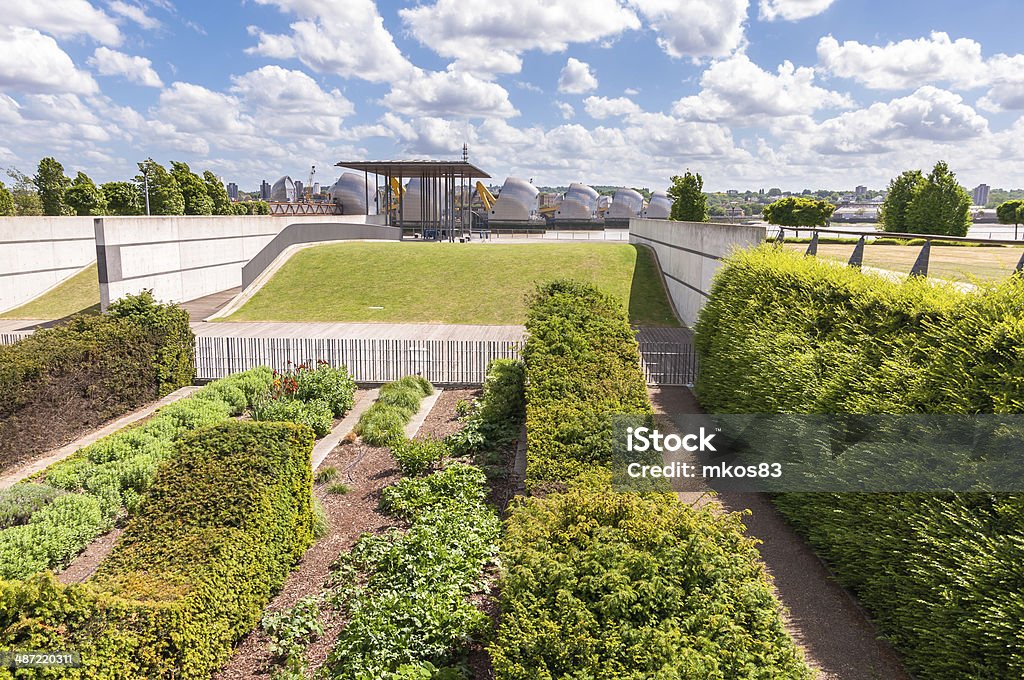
[0,217,97,313]
[629,218,765,326]
[95,214,392,309]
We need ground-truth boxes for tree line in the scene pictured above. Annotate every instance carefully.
[0,157,269,217]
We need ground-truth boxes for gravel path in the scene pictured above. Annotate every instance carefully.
[648,386,910,680]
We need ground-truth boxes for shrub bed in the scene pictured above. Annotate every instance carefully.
[355,376,434,446]
[0,292,194,471]
[0,420,315,679]
[325,463,500,679]
[0,368,274,579]
[693,246,1024,678]
[490,280,810,679]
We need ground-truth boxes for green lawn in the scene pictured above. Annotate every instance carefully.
[784,243,1024,282]
[224,242,679,326]
[0,263,100,319]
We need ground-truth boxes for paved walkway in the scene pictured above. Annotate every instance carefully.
[648,386,909,680]
[0,386,200,490]
[311,389,379,470]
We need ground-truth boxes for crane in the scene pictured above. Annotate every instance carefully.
[306,165,316,202]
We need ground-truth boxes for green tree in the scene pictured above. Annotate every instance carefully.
[667,170,708,222]
[170,161,213,215]
[0,180,14,216]
[906,161,971,237]
[34,157,73,216]
[763,196,836,227]
[880,170,925,233]
[203,170,232,215]
[996,199,1024,240]
[101,181,143,215]
[65,171,107,216]
[5,168,42,216]
[135,159,184,215]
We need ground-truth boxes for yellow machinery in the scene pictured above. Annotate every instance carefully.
[476,181,497,211]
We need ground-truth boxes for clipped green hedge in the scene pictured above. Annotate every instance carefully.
[491,280,810,679]
[0,367,273,580]
[492,488,811,679]
[694,246,1024,678]
[0,292,194,470]
[0,420,315,679]
[522,280,652,488]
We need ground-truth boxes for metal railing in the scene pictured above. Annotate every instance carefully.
[776,226,1024,277]
[0,332,32,346]
[638,341,699,386]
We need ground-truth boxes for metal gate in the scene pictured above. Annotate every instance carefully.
[638,341,699,386]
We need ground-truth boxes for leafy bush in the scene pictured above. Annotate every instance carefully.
[390,437,448,476]
[355,377,435,447]
[327,483,351,495]
[693,246,1024,678]
[448,359,525,458]
[0,367,274,579]
[491,488,812,679]
[0,291,194,471]
[326,463,499,679]
[0,483,64,529]
[262,595,325,674]
[294,362,357,416]
[315,466,338,484]
[0,420,316,679]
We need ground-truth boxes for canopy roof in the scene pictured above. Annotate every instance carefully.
[335,160,490,178]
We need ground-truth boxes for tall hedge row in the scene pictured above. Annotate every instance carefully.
[0,420,315,679]
[491,280,811,679]
[693,246,1024,678]
[0,292,194,471]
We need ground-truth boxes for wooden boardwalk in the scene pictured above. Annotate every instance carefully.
[192,321,526,342]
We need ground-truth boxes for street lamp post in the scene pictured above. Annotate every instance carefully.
[143,167,151,216]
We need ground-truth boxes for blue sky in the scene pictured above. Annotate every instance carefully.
[2,0,1024,192]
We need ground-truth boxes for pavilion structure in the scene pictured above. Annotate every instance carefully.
[335,160,490,241]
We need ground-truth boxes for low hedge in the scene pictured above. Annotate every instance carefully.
[355,376,434,446]
[491,488,812,679]
[693,246,1024,678]
[0,420,315,679]
[0,292,194,471]
[0,367,274,580]
[491,280,810,679]
[521,280,652,489]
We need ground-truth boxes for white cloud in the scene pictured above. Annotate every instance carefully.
[558,58,598,94]
[817,32,988,90]
[88,47,163,87]
[584,96,641,119]
[378,113,471,156]
[230,65,354,137]
[759,0,836,21]
[399,0,640,76]
[976,54,1024,112]
[555,101,575,120]
[107,1,161,30]
[246,0,414,83]
[812,86,988,154]
[155,82,255,137]
[629,0,747,59]
[0,28,99,94]
[673,53,852,123]
[382,69,518,119]
[624,87,640,95]
[6,1,121,45]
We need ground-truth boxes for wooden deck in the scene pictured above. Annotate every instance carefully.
[192,321,526,342]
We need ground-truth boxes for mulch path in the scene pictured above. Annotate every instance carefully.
[56,527,125,584]
[648,386,910,680]
[415,388,477,440]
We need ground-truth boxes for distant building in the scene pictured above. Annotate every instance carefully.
[312,182,321,195]
[226,182,238,200]
[726,189,739,196]
[972,183,990,206]
[294,181,304,198]
[855,185,867,197]
[259,180,271,201]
